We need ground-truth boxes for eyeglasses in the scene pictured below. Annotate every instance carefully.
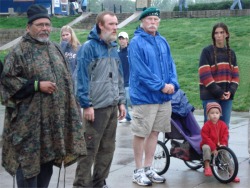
[32,23,52,29]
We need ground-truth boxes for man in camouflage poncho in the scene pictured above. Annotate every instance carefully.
[0,4,86,187]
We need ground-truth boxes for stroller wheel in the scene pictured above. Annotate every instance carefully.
[211,146,238,183]
[152,141,170,175]
[184,160,203,170]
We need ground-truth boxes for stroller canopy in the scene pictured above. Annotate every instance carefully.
[171,89,195,118]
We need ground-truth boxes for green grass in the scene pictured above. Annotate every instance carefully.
[118,16,250,111]
[0,15,79,29]
[1,16,249,111]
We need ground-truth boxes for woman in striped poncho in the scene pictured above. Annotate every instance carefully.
[198,22,239,128]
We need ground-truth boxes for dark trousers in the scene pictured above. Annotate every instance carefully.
[73,106,118,188]
[81,6,86,12]
[16,161,53,188]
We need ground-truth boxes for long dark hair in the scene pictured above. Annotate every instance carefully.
[211,22,232,70]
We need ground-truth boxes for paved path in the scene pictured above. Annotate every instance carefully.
[0,107,249,187]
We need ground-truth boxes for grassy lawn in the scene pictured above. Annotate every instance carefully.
[0,16,249,111]
[117,16,250,111]
[0,15,79,29]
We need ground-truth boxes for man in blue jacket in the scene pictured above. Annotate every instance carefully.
[128,7,179,186]
[73,11,126,188]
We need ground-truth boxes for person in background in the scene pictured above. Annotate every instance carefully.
[118,31,132,123]
[81,0,88,12]
[198,22,239,129]
[60,25,81,91]
[200,102,240,182]
[70,0,78,15]
[128,7,179,186]
[247,23,250,164]
[0,60,3,103]
[230,0,243,10]
[60,25,82,118]
[73,11,126,188]
[0,4,86,188]
[73,0,80,14]
[179,0,188,12]
[248,109,250,163]
[0,59,3,75]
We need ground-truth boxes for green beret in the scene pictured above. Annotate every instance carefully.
[139,7,160,20]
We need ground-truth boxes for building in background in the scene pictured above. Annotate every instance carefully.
[0,0,71,15]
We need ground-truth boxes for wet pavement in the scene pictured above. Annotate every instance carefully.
[0,105,249,188]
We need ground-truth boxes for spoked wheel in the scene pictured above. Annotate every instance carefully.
[152,141,170,175]
[182,140,203,170]
[211,146,238,183]
[184,160,203,170]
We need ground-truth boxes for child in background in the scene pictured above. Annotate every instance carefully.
[200,102,240,182]
[60,25,81,85]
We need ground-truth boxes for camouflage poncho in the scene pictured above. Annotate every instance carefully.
[0,33,87,179]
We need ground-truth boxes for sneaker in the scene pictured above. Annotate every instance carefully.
[145,166,166,183]
[204,167,213,176]
[119,118,131,123]
[132,168,152,186]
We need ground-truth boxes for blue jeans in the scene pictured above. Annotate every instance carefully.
[125,87,131,121]
[81,6,87,12]
[16,161,53,188]
[202,99,233,128]
[179,0,188,11]
[230,0,242,10]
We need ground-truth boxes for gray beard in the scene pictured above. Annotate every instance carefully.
[37,37,49,43]
[103,33,117,43]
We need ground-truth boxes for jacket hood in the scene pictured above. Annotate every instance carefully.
[88,25,118,47]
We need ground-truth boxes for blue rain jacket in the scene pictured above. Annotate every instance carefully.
[77,26,125,109]
[128,27,179,105]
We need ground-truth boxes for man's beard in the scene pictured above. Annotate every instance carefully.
[36,31,50,42]
[103,31,117,43]
[37,37,50,42]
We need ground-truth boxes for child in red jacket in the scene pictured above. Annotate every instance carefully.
[200,102,240,182]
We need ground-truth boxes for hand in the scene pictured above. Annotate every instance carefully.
[118,104,126,120]
[161,84,175,94]
[39,81,57,94]
[223,91,231,100]
[219,145,226,147]
[212,150,218,156]
[84,107,95,122]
